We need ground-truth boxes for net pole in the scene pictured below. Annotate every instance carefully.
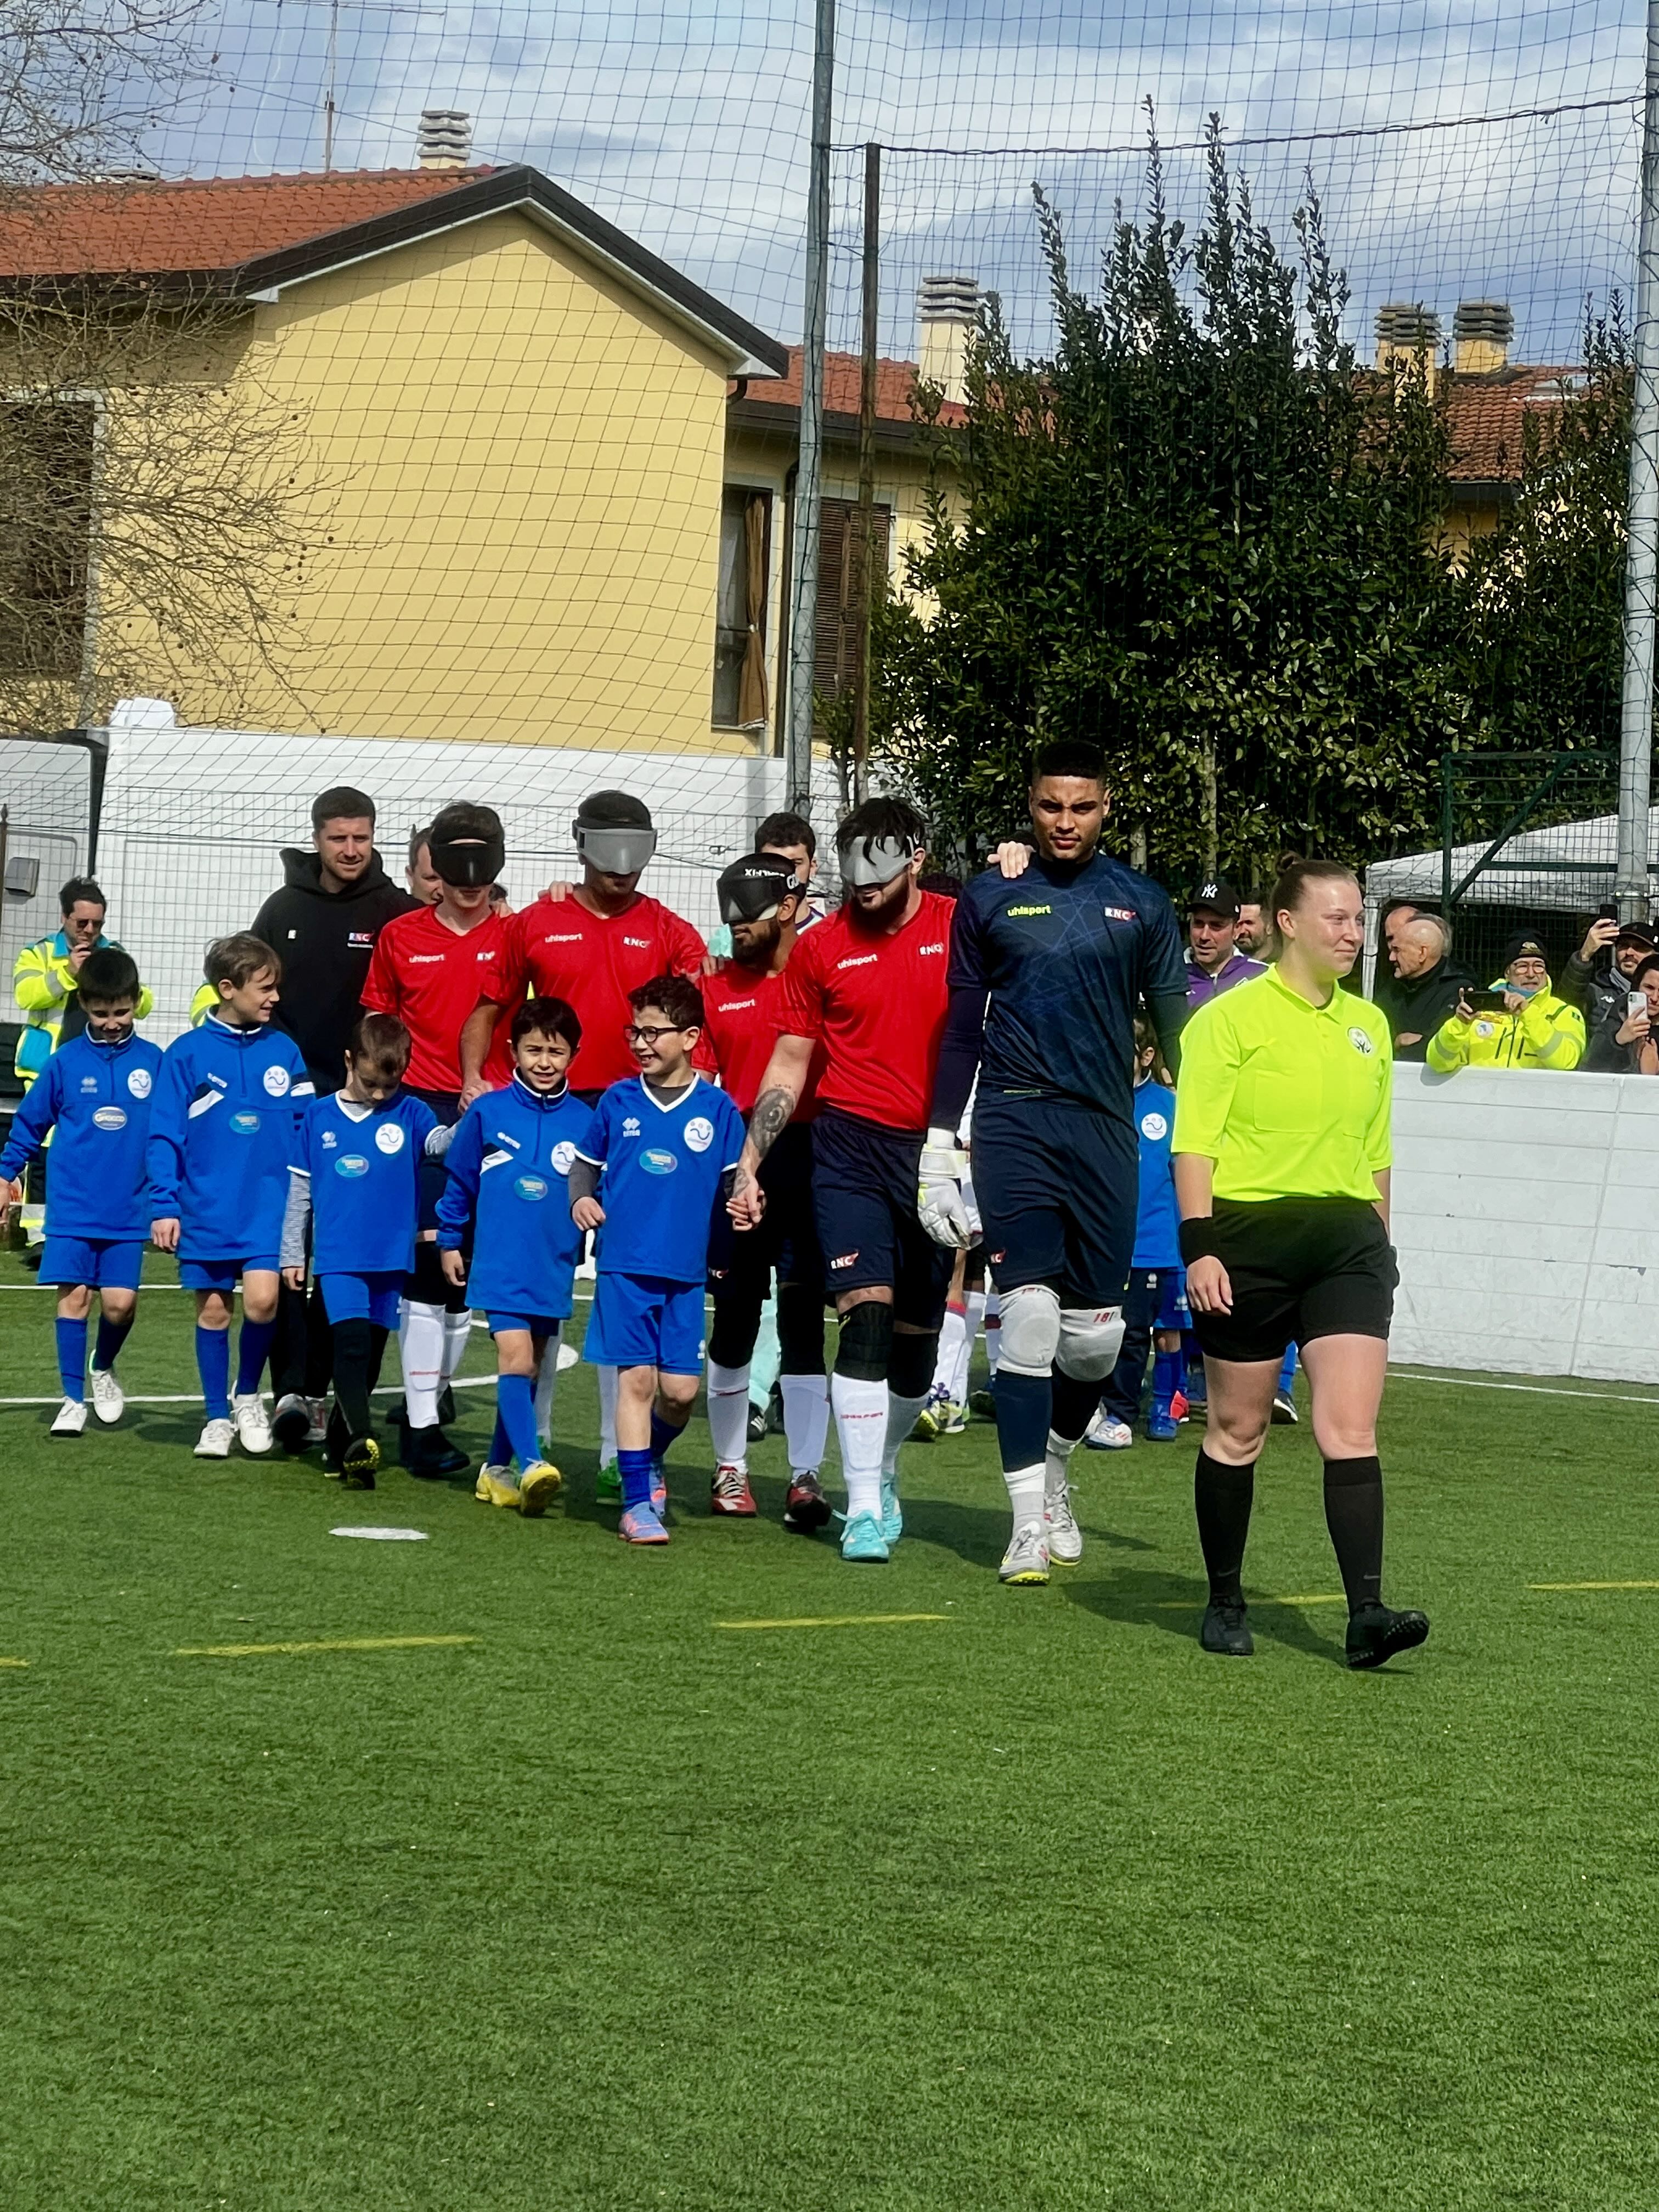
[786,0,835,817]
[851,140,880,808]
[1618,0,1659,919]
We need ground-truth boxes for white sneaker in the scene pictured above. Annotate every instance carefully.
[50,1396,88,1437]
[1085,1411,1133,1452]
[232,1392,273,1455]
[304,1396,329,1445]
[1045,1483,1083,1564]
[195,1417,233,1458]
[998,1519,1051,1585]
[89,1367,125,1425]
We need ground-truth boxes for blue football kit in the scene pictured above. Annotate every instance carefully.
[146,1017,314,1285]
[577,1074,746,1374]
[1130,1080,1181,1274]
[437,1077,595,1332]
[0,1029,164,1290]
[285,1090,441,1327]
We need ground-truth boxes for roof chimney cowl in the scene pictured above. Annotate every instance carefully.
[419,109,472,170]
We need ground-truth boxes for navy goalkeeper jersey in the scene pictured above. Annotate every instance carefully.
[947,853,1186,1120]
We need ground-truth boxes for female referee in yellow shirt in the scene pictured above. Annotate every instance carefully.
[1172,859,1429,1669]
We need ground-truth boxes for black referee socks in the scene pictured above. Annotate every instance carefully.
[1194,1448,1256,1605]
[1322,1455,1384,1611]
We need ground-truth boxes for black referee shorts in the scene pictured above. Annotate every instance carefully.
[1190,1197,1396,1365]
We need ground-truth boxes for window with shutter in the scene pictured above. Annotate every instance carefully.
[814,498,889,713]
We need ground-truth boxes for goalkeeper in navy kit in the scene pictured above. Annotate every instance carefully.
[923,740,1189,1584]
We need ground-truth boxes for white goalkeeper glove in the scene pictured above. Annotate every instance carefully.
[918,1128,973,1249]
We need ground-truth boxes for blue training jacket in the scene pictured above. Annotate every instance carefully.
[145,1017,313,1259]
[1130,1078,1181,1272]
[0,1029,165,1239]
[437,1076,595,1319]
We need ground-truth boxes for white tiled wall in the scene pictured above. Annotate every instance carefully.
[1392,1063,1659,1383]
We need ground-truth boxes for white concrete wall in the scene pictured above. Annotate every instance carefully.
[1392,1062,1659,1384]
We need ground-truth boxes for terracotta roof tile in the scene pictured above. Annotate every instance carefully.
[0,169,496,279]
[1440,364,1585,482]
[738,346,965,428]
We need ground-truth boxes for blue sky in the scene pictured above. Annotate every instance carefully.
[160,0,1645,363]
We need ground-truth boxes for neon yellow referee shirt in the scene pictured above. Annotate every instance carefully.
[1171,968,1393,1203]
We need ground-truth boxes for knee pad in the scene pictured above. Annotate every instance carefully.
[776,1282,827,1375]
[836,1299,894,1383]
[1057,1304,1126,1382]
[888,1329,937,1400]
[996,1281,1062,1378]
[708,1288,765,1370]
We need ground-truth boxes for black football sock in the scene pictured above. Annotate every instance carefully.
[1194,1447,1256,1605]
[1323,1455,1384,1611]
[331,1320,375,1438]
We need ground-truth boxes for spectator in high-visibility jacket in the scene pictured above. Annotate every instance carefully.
[1427,932,1585,1073]
[13,876,153,1090]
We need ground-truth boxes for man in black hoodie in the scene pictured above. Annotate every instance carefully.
[251,786,417,1449]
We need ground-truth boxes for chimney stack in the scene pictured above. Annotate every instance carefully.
[917,274,981,406]
[1454,299,1513,375]
[1375,302,1442,397]
[419,109,472,169]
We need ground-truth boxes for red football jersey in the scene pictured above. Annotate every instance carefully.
[360,903,514,1094]
[777,891,953,1132]
[484,891,707,1095]
[702,962,826,1120]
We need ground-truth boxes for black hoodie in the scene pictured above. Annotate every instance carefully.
[250,848,417,1090]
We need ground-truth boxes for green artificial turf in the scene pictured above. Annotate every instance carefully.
[1,1249,1656,2209]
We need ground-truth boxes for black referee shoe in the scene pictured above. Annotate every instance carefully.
[1200,1598,1254,1656]
[1346,1603,1430,1671]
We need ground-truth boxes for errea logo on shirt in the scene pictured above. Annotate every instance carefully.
[622,1116,641,1137]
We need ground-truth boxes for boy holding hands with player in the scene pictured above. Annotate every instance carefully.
[1,946,162,1434]
[437,996,594,1515]
[569,975,747,1544]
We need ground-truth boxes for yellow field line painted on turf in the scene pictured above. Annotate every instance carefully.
[715,1612,947,1632]
[173,1634,478,1658]
[1528,1580,1659,1593]
[0,1657,27,1668]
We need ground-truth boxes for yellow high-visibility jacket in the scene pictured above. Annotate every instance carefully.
[12,932,154,1087]
[1427,987,1585,1074]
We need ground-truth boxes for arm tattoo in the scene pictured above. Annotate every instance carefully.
[746,1084,797,1165]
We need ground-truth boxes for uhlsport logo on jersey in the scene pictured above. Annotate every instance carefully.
[1347,1026,1376,1057]
[335,1154,370,1178]
[1007,904,1052,919]
[1139,1110,1169,1141]
[550,1141,577,1176]
[683,1116,714,1154]
[92,1105,127,1131]
[127,1066,152,1099]
[640,1147,678,1176]
[374,1121,404,1154]
[514,1173,549,1202]
[262,1064,291,1097]
[229,1110,261,1136]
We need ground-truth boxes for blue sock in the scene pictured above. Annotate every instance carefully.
[235,1316,277,1396]
[488,1412,513,1466]
[650,1408,685,1466]
[55,1317,87,1401]
[496,1374,540,1470]
[992,1368,1052,1471]
[1152,1348,1183,1408]
[93,1312,134,1373]
[1277,1341,1299,1395]
[618,1446,654,1511]
[196,1325,231,1420]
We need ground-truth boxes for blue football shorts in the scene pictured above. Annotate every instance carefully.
[40,1235,145,1292]
[583,1271,705,1375]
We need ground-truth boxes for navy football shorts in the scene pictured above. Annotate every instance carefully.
[971,1090,1137,1308]
[810,1106,953,1330]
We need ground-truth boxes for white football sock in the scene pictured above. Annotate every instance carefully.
[780,1373,830,1476]
[831,1371,887,1521]
[1043,1426,1076,1503]
[707,1359,752,1470]
[882,1389,930,1483]
[598,1363,618,1466]
[932,1302,967,1396]
[956,1291,986,1403]
[441,1308,472,1382]
[534,1332,558,1447]
[399,1299,445,1430]
[984,1291,1001,1377]
[1005,1463,1045,1529]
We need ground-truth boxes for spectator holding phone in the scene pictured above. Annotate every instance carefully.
[1560,910,1657,1034]
[1583,952,1659,1073]
[1427,932,1585,1073]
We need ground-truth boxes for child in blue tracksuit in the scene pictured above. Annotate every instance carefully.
[1095,1022,1187,1446]
[146,933,312,1459]
[0,946,162,1435]
[280,1012,449,1485]
[569,974,747,1545]
[437,995,594,1516]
